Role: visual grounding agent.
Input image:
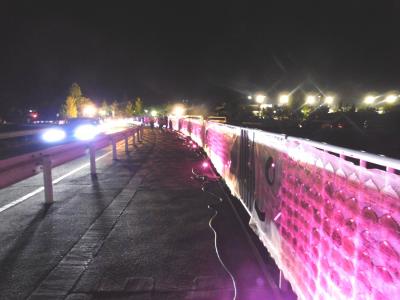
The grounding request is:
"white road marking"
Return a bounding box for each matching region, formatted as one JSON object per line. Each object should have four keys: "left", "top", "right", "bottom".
{"left": 0, "top": 150, "right": 112, "bottom": 213}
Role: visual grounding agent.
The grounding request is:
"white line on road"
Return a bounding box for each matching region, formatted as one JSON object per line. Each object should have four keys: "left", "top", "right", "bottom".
{"left": 0, "top": 150, "right": 112, "bottom": 214}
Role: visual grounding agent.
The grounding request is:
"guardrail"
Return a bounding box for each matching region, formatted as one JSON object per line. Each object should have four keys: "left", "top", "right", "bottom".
{"left": 0, "top": 129, "right": 45, "bottom": 140}
{"left": 0, "top": 126, "right": 144, "bottom": 204}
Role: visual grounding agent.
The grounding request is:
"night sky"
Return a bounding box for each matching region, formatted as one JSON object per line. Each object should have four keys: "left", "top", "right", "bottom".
{"left": 1, "top": 0, "right": 400, "bottom": 113}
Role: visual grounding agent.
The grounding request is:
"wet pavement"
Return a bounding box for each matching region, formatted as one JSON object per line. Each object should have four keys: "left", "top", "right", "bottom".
{"left": 0, "top": 129, "right": 293, "bottom": 300}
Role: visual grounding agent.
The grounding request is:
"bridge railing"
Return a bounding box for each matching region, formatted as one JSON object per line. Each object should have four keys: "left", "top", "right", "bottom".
{"left": 0, "top": 126, "right": 143, "bottom": 204}
{"left": 173, "top": 116, "right": 400, "bottom": 300}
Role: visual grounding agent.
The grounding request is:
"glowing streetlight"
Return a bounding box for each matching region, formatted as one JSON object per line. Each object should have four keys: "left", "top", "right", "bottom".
{"left": 172, "top": 104, "right": 186, "bottom": 117}
{"left": 324, "top": 96, "right": 335, "bottom": 106}
{"left": 82, "top": 104, "right": 97, "bottom": 117}
{"left": 385, "top": 94, "right": 398, "bottom": 104}
{"left": 255, "top": 94, "right": 266, "bottom": 104}
{"left": 279, "top": 94, "right": 290, "bottom": 106}
{"left": 305, "top": 95, "right": 317, "bottom": 105}
{"left": 364, "top": 95, "right": 376, "bottom": 105}
{"left": 247, "top": 95, "right": 253, "bottom": 100}
{"left": 98, "top": 109, "right": 107, "bottom": 117}
{"left": 150, "top": 110, "right": 158, "bottom": 117}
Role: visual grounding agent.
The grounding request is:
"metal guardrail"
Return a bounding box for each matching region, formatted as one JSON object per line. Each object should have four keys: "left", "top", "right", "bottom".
{"left": 0, "top": 129, "right": 46, "bottom": 140}
{"left": 0, "top": 126, "right": 144, "bottom": 204}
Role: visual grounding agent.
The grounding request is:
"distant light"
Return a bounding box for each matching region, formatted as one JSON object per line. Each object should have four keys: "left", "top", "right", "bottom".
{"left": 82, "top": 105, "right": 97, "bottom": 117}
{"left": 279, "top": 94, "right": 290, "bottom": 105}
{"left": 364, "top": 95, "right": 377, "bottom": 105}
{"left": 74, "top": 124, "right": 98, "bottom": 141}
{"left": 305, "top": 95, "right": 317, "bottom": 105}
{"left": 202, "top": 161, "right": 209, "bottom": 169}
{"left": 324, "top": 96, "right": 334, "bottom": 105}
{"left": 150, "top": 110, "right": 158, "bottom": 117}
{"left": 385, "top": 94, "right": 398, "bottom": 104}
{"left": 144, "top": 109, "right": 149, "bottom": 113}
{"left": 42, "top": 128, "right": 66, "bottom": 143}
{"left": 247, "top": 95, "right": 253, "bottom": 100}
{"left": 32, "top": 113, "right": 38, "bottom": 118}
{"left": 192, "top": 144, "right": 198, "bottom": 149}
{"left": 172, "top": 104, "right": 186, "bottom": 117}
{"left": 255, "top": 94, "right": 266, "bottom": 104}
{"left": 99, "top": 109, "right": 107, "bottom": 117}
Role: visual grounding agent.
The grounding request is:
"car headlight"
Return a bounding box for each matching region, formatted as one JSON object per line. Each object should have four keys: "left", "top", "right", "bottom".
{"left": 41, "top": 128, "right": 66, "bottom": 143}
{"left": 74, "top": 124, "right": 98, "bottom": 141}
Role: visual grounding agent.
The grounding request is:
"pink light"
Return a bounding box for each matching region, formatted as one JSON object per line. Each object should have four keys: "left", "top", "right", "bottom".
{"left": 192, "top": 144, "right": 198, "bottom": 149}
{"left": 202, "top": 161, "right": 209, "bottom": 168}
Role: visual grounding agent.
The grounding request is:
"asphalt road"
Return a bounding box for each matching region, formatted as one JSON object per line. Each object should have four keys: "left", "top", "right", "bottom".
{"left": 0, "top": 129, "right": 295, "bottom": 300}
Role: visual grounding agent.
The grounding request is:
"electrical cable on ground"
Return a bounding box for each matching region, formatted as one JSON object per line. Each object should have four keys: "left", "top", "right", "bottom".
{"left": 191, "top": 167, "right": 237, "bottom": 300}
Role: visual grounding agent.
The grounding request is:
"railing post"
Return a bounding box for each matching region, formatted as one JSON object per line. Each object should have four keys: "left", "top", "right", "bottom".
{"left": 124, "top": 134, "right": 129, "bottom": 154}
{"left": 132, "top": 130, "right": 136, "bottom": 147}
{"left": 112, "top": 138, "right": 117, "bottom": 160}
{"left": 89, "top": 143, "right": 96, "bottom": 175}
{"left": 42, "top": 156, "right": 53, "bottom": 204}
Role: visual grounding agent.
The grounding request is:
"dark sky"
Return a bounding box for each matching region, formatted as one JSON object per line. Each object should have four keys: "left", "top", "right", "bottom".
{"left": 1, "top": 0, "right": 400, "bottom": 112}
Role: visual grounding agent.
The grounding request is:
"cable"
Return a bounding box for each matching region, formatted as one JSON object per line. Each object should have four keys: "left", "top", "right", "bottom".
{"left": 208, "top": 206, "right": 238, "bottom": 300}
{"left": 191, "top": 167, "right": 237, "bottom": 300}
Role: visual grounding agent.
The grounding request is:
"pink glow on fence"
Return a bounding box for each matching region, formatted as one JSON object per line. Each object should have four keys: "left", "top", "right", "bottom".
{"left": 176, "top": 117, "right": 400, "bottom": 300}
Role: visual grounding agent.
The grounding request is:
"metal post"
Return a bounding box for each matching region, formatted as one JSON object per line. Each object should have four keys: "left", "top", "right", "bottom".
{"left": 138, "top": 128, "right": 142, "bottom": 142}
{"left": 124, "top": 134, "right": 129, "bottom": 154}
{"left": 132, "top": 130, "right": 136, "bottom": 147}
{"left": 42, "top": 156, "right": 53, "bottom": 204}
{"left": 279, "top": 270, "right": 289, "bottom": 291}
{"left": 112, "top": 138, "right": 117, "bottom": 160}
{"left": 89, "top": 143, "right": 96, "bottom": 175}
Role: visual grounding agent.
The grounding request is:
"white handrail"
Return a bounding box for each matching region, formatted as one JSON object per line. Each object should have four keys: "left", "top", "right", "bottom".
{"left": 287, "top": 136, "right": 400, "bottom": 171}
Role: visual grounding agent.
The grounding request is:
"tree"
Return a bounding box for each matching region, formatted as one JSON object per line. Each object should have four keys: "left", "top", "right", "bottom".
{"left": 125, "top": 100, "right": 135, "bottom": 116}
{"left": 134, "top": 97, "right": 143, "bottom": 115}
{"left": 99, "top": 100, "right": 110, "bottom": 117}
{"left": 111, "top": 101, "right": 119, "bottom": 117}
{"left": 64, "top": 96, "right": 78, "bottom": 118}
{"left": 69, "top": 83, "right": 82, "bottom": 99}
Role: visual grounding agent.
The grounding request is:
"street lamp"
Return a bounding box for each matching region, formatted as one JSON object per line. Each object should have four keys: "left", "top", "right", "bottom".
{"left": 324, "top": 96, "right": 335, "bottom": 106}
{"left": 255, "top": 94, "right": 266, "bottom": 104}
{"left": 247, "top": 95, "right": 253, "bottom": 100}
{"left": 278, "top": 94, "right": 290, "bottom": 106}
{"left": 82, "top": 104, "right": 97, "bottom": 118}
{"left": 151, "top": 110, "right": 158, "bottom": 117}
{"left": 385, "top": 94, "right": 398, "bottom": 104}
{"left": 172, "top": 104, "right": 186, "bottom": 117}
{"left": 364, "top": 95, "right": 376, "bottom": 105}
{"left": 305, "top": 95, "right": 317, "bottom": 105}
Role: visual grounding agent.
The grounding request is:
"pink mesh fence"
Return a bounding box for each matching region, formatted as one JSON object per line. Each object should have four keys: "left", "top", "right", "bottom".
{"left": 175, "top": 118, "right": 400, "bottom": 300}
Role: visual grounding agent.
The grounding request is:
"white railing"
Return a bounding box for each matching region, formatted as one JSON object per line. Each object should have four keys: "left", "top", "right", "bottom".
{"left": 287, "top": 136, "right": 400, "bottom": 173}
{"left": 0, "top": 126, "right": 144, "bottom": 204}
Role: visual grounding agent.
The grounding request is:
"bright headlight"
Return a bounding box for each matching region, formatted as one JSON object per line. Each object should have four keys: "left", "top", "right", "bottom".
{"left": 42, "top": 128, "right": 66, "bottom": 143}
{"left": 74, "top": 124, "right": 98, "bottom": 141}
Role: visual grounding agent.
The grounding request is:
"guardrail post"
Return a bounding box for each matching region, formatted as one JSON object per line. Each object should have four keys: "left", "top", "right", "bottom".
{"left": 132, "top": 130, "right": 136, "bottom": 147}
{"left": 89, "top": 143, "right": 96, "bottom": 175}
{"left": 138, "top": 128, "right": 142, "bottom": 142}
{"left": 112, "top": 138, "right": 117, "bottom": 160}
{"left": 42, "top": 156, "right": 53, "bottom": 204}
{"left": 124, "top": 134, "right": 129, "bottom": 154}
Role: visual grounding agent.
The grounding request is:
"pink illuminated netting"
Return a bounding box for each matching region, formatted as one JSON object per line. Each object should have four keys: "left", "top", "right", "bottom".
{"left": 175, "top": 117, "right": 400, "bottom": 300}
